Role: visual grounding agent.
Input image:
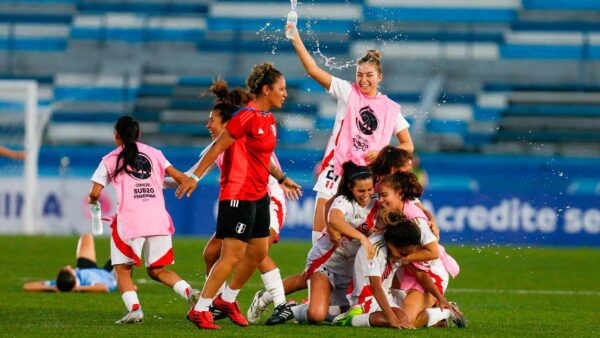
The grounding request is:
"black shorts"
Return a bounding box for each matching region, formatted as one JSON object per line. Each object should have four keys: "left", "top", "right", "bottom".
{"left": 216, "top": 194, "right": 271, "bottom": 242}
{"left": 76, "top": 258, "right": 112, "bottom": 272}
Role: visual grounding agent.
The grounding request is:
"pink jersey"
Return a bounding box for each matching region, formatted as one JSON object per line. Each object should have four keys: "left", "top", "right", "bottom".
{"left": 333, "top": 84, "right": 400, "bottom": 175}
{"left": 102, "top": 142, "right": 174, "bottom": 240}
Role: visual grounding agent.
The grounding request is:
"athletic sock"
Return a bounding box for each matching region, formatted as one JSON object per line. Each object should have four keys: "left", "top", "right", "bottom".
{"left": 194, "top": 296, "right": 213, "bottom": 312}
{"left": 425, "top": 308, "right": 452, "bottom": 327}
{"left": 291, "top": 303, "right": 308, "bottom": 323}
{"left": 216, "top": 281, "right": 226, "bottom": 296}
{"left": 173, "top": 280, "right": 192, "bottom": 299}
{"left": 122, "top": 291, "right": 140, "bottom": 311}
{"left": 325, "top": 305, "right": 342, "bottom": 321}
{"left": 351, "top": 314, "right": 371, "bottom": 327}
{"left": 261, "top": 268, "right": 286, "bottom": 307}
{"left": 221, "top": 285, "right": 240, "bottom": 303}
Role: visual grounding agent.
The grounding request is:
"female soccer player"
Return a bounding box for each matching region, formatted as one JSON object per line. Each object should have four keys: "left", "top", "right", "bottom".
{"left": 335, "top": 209, "right": 418, "bottom": 329}
{"left": 286, "top": 24, "right": 414, "bottom": 242}
{"left": 377, "top": 172, "right": 466, "bottom": 328}
{"left": 88, "top": 115, "right": 197, "bottom": 324}
{"left": 177, "top": 63, "right": 296, "bottom": 330}
{"left": 172, "top": 78, "right": 300, "bottom": 326}
{"left": 291, "top": 161, "right": 377, "bottom": 324}
{"left": 369, "top": 145, "right": 439, "bottom": 238}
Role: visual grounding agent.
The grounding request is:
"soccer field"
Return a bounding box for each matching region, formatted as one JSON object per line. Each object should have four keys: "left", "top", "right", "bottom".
{"left": 2, "top": 235, "right": 599, "bottom": 337}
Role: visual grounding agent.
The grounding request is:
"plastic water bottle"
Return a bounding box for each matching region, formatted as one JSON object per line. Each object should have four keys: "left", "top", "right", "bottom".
{"left": 91, "top": 202, "right": 103, "bottom": 235}
{"left": 285, "top": 9, "right": 298, "bottom": 39}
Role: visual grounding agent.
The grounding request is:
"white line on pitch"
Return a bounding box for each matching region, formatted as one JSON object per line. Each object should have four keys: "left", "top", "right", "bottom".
{"left": 447, "top": 288, "right": 600, "bottom": 296}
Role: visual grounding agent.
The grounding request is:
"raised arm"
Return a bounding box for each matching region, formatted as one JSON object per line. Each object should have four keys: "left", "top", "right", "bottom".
{"left": 396, "top": 129, "right": 414, "bottom": 156}
{"left": 287, "top": 24, "right": 332, "bottom": 90}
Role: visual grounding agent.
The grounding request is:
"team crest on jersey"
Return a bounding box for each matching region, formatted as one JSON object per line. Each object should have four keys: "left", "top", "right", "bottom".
{"left": 128, "top": 152, "right": 152, "bottom": 180}
{"left": 236, "top": 222, "right": 246, "bottom": 234}
{"left": 356, "top": 106, "right": 378, "bottom": 135}
{"left": 258, "top": 128, "right": 265, "bottom": 135}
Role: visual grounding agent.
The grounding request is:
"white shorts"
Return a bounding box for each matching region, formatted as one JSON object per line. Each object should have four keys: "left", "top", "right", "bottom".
{"left": 110, "top": 219, "right": 174, "bottom": 268}
{"left": 307, "top": 265, "right": 351, "bottom": 308}
{"left": 400, "top": 260, "right": 449, "bottom": 295}
{"left": 362, "top": 293, "right": 400, "bottom": 314}
{"left": 313, "top": 161, "right": 340, "bottom": 199}
{"left": 268, "top": 185, "right": 287, "bottom": 242}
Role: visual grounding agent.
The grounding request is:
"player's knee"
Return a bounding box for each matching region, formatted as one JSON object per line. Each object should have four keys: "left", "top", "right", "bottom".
{"left": 146, "top": 267, "right": 163, "bottom": 281}
{"left": 203, "top": 245, "right": 220, "bottom": 266}
{"left": 307, "top": 306, "right": 327, "bottom": 323}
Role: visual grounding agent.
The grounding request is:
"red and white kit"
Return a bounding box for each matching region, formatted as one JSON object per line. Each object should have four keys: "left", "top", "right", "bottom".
{"left": 349, "top": 233, "right": 402, "bottom": 314}
{"left": 92, "top": 142, "right": 176, "bottom": 267}
{"left": 304, "top": 195, "right": 379, "bottom": 306}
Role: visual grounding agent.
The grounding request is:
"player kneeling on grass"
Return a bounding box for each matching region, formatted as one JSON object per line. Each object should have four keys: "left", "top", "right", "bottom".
{"left": 290, "top": 161, "right": 378, "bottom": 324}
{"left": 23, "top": 233, "right": 116, "bottom": 293}
{"left": 88, "top": 115, "right": 199, "bottom": 324}
{"left": 334, "top": 209, "right": 465, "bottom": 328}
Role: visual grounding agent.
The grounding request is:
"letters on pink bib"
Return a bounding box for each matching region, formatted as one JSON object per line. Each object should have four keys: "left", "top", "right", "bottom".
{"left": 333, "top": 84, "right": 400, "bottom": 175}
{"left": 102, "top": 142, "right": 174, "bottom": 240}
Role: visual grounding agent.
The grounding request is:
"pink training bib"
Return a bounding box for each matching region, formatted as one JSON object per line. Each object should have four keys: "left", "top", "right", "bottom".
{"left": 102, "top": 142, "right": 174, "bottom": 240}
{"left": 333, "top": 84, "right": 400, "bottom": 175}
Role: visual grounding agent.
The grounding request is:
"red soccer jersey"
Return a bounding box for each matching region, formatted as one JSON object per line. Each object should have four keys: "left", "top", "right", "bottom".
{"left": 220, "top": 101, "right": 277, "bottom": 201}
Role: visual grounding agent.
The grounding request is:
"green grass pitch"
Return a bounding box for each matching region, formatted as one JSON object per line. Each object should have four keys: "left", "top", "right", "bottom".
{"left": 2, "top": 235, "right": 599, "bottom": 337}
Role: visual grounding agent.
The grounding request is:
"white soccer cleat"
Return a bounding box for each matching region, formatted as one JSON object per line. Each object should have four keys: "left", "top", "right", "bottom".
{"left": 115, "top": 308, "right": 144, "bottom": 324}
{"left": 247, "top": 290, "right": 269, "bottom": 324}
{"left": 187, "top": 288, "right": 201, "bottom": 307}
{"left": 448, "top": 302, "right": 468, "bottom": 328}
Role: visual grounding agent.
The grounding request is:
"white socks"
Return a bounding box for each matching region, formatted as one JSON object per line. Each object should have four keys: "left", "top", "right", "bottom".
{"left": 122, "top": 291, "right": 140, "bottom": 311}
{"left": 173, "top": 280, "right": 192, "bottom": 299}
{"left": 426, "top": 307, "right": 452, "bottom": 327}
{"left": 291, "top": 303, "right": 308, "bottom": 323}
{"left": 351, "top": 314, "right": 371, "bottom": 327}
{"left": 261, "top": 268, "right": 286, "bottom": 307}
{"left": 194, "top": 296, "right": 213, "bottom": 312}
{"left": 221, "top": 285, "right": 240, "bottom": 303}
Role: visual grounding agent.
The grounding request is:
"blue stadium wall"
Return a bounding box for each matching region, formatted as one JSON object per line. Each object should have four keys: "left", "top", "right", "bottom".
{"left": 1, "top": 146, "right": 599, "bottom": 247}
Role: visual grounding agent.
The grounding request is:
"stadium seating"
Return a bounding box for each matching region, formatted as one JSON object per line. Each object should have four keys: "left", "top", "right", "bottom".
{"left": 0, "top": 0, "right": 598, "bottom": 157}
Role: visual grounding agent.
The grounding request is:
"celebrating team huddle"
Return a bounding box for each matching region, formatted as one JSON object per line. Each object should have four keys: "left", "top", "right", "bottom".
{"left": 80, "top": 23, "right": 467, "bottom": 330}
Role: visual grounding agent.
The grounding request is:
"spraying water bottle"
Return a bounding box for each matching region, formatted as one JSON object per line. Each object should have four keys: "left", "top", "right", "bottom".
{"left": 285, "top": 0, "right": 298, "bottom": 39}
{"left": 285, "top": 10, "right": 298, "bottom": 39}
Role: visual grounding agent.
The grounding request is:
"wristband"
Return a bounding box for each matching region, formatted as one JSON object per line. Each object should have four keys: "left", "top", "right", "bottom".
{"left": 187, "top": 172, "right": 200, "bottom": 182}
{"left": 277, "top": 174, "right": 287, "bottom": 184}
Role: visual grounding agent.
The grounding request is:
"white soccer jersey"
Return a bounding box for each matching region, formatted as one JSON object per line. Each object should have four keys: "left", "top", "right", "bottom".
{"left": 305, "top": 196, "right": 379, "bottom": 277}
{"left": 349, "top": 234, "right": 400, "bottom": 312}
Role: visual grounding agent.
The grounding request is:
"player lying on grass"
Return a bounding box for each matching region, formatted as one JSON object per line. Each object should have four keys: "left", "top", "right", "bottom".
{"left": 23, "top": 233, "right": 117, "bottom": 293}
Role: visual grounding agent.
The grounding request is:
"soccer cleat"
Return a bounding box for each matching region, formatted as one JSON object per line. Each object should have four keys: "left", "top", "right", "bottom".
{"left": 115, "top": 308, "right": 144, "bottom": 324}
{"left": 265, "top": 302, "right": 294, "bottom": 326}
{"left": 332, "top": 305, "right": 363, "bottom": 327}
{"left": 448, "top": 302, "right": 468, "bottom": 328}
{"left": 187, "top": 288, "right": 201, "bottom": 307}
{"left": 208, "top": 303, "right": 227, "bottom": 320}
{"left": 247, "top": 290, "right": 269, "bottom": 324}
{"left": 212, "top": 295, "right": 249, "bottom": 327}
{"left": 187, "top": 308, "right": 221, "bottom": 330}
